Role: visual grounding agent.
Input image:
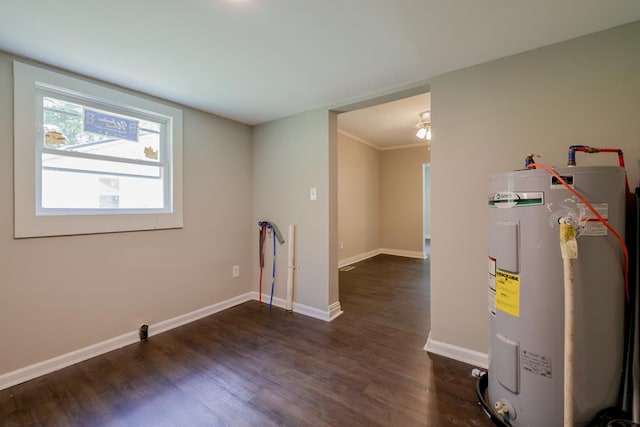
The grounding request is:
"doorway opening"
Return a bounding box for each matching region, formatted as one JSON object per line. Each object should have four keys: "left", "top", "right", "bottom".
{"left": 335, "top": 90, "right": 432, "bottom": 337}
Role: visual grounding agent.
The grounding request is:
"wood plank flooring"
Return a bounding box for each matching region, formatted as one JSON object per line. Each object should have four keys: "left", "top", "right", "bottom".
{"left": 0, "top": 254, "right": 492, "bottom": 426}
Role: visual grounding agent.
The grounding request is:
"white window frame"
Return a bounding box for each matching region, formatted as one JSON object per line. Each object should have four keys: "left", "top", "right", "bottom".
{"left": 14, "top": 61, "right": 183, "bottom": 238}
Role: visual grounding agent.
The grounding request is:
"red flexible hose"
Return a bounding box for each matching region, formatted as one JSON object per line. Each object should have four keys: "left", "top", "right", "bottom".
{"left": 527, "top": 163, "right": 630, "bottom": 303}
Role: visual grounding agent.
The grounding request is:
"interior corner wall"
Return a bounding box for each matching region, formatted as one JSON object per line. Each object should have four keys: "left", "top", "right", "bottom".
{"left": 337, "top": 132, "right": 381, "bottom": 260}
{"left": 379, "top": 146, "right": 430, "bottom": 253}
{"left": 252, "top": 109, "right": 336, "bottom": 312}
{"left": 429, "top": 21, "right": 640, "bottom": 354}
{"left": 0, "top": 51, "right": 254, "bottom": 377}
{"left": 328, "top": 112, "right": 339, "bottom": 305}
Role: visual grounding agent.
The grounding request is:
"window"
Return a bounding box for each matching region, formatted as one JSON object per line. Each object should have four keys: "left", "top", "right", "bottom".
{"left": 14, "top": 62, "right": 183, "bottom": 238}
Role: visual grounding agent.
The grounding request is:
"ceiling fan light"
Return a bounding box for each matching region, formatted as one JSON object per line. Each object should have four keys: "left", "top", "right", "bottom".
{"left": 416, "top": 127, "right": 427, "bottom": 139}
{"left": 426, "top": 127, "right": 432, "bottom": 141}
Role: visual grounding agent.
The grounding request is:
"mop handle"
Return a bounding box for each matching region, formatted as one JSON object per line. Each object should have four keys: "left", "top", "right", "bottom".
{"left": 270, "top": 229, "right": 276, "bottom": 309}
{"left": 258, "top": 224, "right": 267, "bottom": 303}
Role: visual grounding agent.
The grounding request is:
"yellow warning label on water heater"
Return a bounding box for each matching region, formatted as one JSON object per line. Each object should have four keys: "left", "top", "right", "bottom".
{"left": 496, "top": 270, "right": 520, "bottom": 317}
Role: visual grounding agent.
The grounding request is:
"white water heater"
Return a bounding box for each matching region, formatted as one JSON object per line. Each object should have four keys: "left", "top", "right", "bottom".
{"left": 487, "top": 166, "right": 625, "bottom": 426}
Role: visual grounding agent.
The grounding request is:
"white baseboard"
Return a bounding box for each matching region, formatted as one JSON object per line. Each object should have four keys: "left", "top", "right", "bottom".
{"left": 328, "top": 301, "right": 344, "bottom": 321}
{"left": 424, "top": 332, "right": 488, "bottom": 369}
{"left": 0, "top": 292, "right": 254, "bottom": 391}
{"left": 251, "top": 292, "right": 342, "bottom": 322}
{"left": 252, "top": 292, "right": 291, "bottom": 313}
{"left": 338, "top": 247, "right": 427, "bottom": 268}
{"left": 338, "top": 249, "right": 382, "bottom": 268}
{"left": 150, "top": 292, "right": 254, "bottom": 336}
{"left": 1, "top": 290, "right": 343, "bottom": 391}
{"left": 381, "top": 248, "right": 426, "bottom": 259}
{"left": 0, "top": 330, "right": 139, "bottom": 392}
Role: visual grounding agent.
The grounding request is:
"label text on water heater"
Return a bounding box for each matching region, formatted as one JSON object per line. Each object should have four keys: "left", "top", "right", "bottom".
{"left": 496, "top": 269, "right": 520, "bottom": 317}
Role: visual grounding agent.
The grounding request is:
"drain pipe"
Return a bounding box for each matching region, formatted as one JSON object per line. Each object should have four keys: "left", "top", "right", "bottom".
{"left": 560, "top": 216, "right": 578, "bottom": 427}
{"left": 286, "top": 224, "right": 296, "bottom": 312}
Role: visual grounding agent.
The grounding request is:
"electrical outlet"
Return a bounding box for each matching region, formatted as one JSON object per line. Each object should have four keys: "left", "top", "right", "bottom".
{"left": 232, "top": 265, "right": 240, "bottom": 278}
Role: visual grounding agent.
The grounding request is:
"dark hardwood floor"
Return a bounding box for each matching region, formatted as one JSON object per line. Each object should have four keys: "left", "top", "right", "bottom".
{"left": 0, "top": 254, "right": 492, "bottom": 426}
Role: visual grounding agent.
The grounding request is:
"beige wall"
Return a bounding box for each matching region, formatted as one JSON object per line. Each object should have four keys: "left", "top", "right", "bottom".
{"left": 337, "top": 132, "right": 380, "bottom": 259}
{"left": 0, "top": 52, "right": 254, "bottom": 376}
{"left": 429, "top": 21, "right": 640, "bottom": 353}
{"left": 252, "top": 109, "right": 339, "bottom": 311}
{"left": 379, "top": 145, "right": 430, "bottom": 253}
{"left": 337, "top": 133, "right": 430, "bottom": 261}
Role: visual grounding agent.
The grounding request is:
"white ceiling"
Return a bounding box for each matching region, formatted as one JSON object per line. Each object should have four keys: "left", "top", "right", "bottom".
{"left": 338, "top": 92, "right": 431, "bottom": 149}
{"left": 1, "top": 1, "right": 639, "bottom": 137}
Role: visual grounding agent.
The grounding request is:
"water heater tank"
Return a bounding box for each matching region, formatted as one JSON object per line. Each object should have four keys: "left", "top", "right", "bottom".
{"left": 487, "top": 166, "right": 625, "bottom": 426}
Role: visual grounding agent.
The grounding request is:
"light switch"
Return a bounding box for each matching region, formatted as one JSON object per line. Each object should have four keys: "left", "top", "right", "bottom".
{"left": 310, "top": 187, "right": 317, "bottom": 201}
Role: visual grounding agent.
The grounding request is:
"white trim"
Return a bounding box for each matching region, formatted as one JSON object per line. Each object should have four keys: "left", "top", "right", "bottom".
{"left": 380, "top": 141, "right": 429, "bottom": 151}
{"left": 0, "top": 330, "right": 138, "bottom": 392}
{"left": 337, "top": 129, "right": 380, "bottom": 150}
{"left": 149, "top": 292, "right": 253, "bottom": 336}
{"left": 338, "top": 249, "right": 382, "bottom": 268}
{"left": 253, "top": 292, "right": 288, "bottom": 312}
{"left": 251, "top": 292, "right": 341, "bottom": 322}
{"left": 380, "top": 248, "right": 426, "bottom": 259}
{"left": 293, "top": 302, "right": 334, "bottom": 322}
{"left": 337, "top": 130, "right": 429, "bottom": 152}
{"left": 339, "top": 248, "right": 427, "bottom": 267}
{"left": 328, "top": 301, "right": 344, "bottom": 321}
{"left": 424, "top": 332, "right": 488, "bottom": 369}
{"left": 0, "top": 292, "right": 254, "bottom": 391}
